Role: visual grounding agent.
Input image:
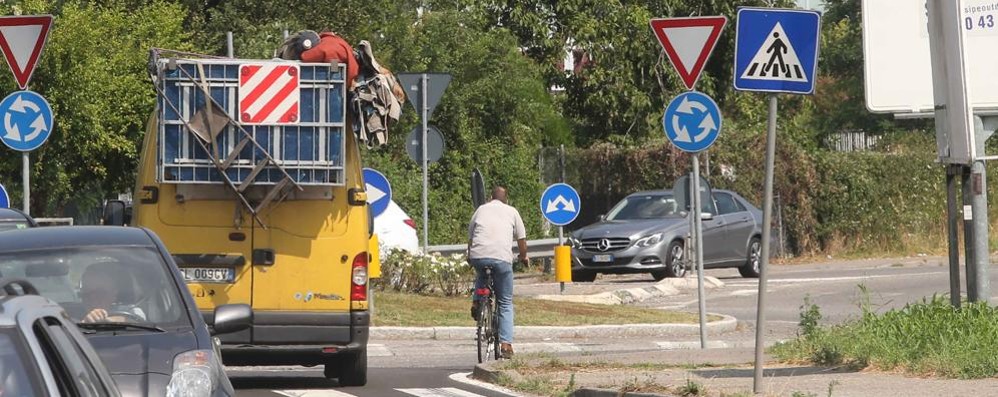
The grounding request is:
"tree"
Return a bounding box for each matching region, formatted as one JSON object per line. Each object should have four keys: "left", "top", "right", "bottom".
{"left": 0, "top": 0, "right": 192, "bottom": 215}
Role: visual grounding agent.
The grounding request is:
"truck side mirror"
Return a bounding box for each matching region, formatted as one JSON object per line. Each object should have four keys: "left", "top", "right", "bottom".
{"left": 102, "top": 200, "right": 127, "bottom": 226}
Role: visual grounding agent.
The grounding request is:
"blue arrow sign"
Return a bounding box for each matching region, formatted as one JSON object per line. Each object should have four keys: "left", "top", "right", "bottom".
{"left": 663, "top": 91, "right": 722, "bottom": 153}
{"left": 0, "top": 90, "right": 53, "bottom": 152}
{"left": 362, "top": 168, "right": 392, "bottom": 218}
{"left": 0, "top": 183, "right": 8, "bottom": 209}
{"left": 540, "top": 183, "right": 581, "bottom": 226}
{"left": 734, "top": 8, "right": 821, "bottom": 94}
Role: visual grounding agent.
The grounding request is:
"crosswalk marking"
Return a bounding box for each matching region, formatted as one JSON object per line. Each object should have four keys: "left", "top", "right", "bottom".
{"left": 396, "top": 388, "right": 485, "bottom": 397}
{"left": 515, "top": 342, "right": 581, "bottom": 353}
{"left": 369, "top": 343, "right": 393, "bottom": 357}
{"left": 274, "top": 390, "right": 359, "bottom": 397}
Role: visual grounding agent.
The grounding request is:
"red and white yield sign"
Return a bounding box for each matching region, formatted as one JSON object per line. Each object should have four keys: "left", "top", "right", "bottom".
{"left": 650, "top": 16, "right": 727, "bottom": 91}
{"left": 238, "top": 63, "right": 300, "bottom": 125}
{"left": 0, "top": 15, "right": 54, "bottom": 90}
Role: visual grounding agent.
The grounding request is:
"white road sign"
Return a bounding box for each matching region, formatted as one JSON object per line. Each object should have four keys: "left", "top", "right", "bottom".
{"left": 863, "top": 0, "right": 998, "bottom": 113}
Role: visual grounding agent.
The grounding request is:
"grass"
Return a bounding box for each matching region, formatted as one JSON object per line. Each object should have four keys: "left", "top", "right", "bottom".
{"left": 372, "top": 291, "right": 710, "bottom": 327}
{"left": 771, "top": 294, "right": 998, "bottom": 379}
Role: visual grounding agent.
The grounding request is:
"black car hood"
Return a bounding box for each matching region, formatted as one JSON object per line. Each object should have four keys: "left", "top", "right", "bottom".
{"left": 86, "top": 329, "right": 197, "bottom": 396}
{"left": 574, "top": 217, "right": 687, "bottom": 239}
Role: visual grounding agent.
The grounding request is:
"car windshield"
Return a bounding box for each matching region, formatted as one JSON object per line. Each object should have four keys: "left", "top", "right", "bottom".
{"left": 606, "top": 194, "right": 681, "bottom": 220}
{"left": 0, "top": 247, "right": 188, "bottom": 327}
{"left": 0, "top": 328, "right": 43, "bottom": 396}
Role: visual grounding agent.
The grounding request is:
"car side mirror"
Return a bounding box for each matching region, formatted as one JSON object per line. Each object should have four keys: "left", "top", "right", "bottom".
{"left": 211, "top": 304, "right": 252, "bottom": 336}
{"left": 598, "top": 214, "right": 606, "bottom": 221}
{"left": 102, "top": 200, "right": 127, "bottom": 226}
{"left": 701, "top": 212, "right": 714, "bottom": 221}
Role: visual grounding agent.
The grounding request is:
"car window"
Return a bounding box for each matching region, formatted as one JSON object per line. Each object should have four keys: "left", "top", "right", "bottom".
{"left": 606, "top": 195, "right": 681, "bottom": 220}
{"left": 713, "top": 193, "right": 745, "bottom": 215}
{"left": 0, "top": 247, "right": 188, "bottom": 327}
{"left": 0, "top": 327, "right": 44, "bottom": 397}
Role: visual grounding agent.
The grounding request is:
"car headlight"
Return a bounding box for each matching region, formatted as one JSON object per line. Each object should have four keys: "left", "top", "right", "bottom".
{"left": 566, "top": 237, "right": 581, "bottom": 249}
{"left": 635, "top": 233, "right": 664, "bottom": 248}
{"left": 166, "top": 350, "right": 218, "bottom": 397}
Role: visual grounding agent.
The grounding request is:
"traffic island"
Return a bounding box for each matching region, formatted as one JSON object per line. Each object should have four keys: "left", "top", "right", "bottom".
{"left": 370, "top": 291, "right": 736, "bottom": 340}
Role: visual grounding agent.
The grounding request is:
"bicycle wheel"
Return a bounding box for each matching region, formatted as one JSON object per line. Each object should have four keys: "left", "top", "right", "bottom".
{"left": 490, "top": 300, "right": 501, "bottom": 360}
{"left": 476, "top": 293, "right": 497, "bottom": 363}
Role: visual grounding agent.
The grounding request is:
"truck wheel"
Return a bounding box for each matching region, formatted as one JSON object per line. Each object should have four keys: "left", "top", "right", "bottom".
{"left": 324, "top": 350, "right": 368, "bottom": 386}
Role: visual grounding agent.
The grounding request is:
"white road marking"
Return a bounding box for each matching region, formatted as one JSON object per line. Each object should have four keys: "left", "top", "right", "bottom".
{"left": 369, "top": 343, "right": 393, "bottom": 357}
{"left": 515, "top": 342, "right": 581, "bottom": 353}
{"left": 725, "top": 272, "right": 941, "bottom": 287}
{"left": 396, "top": 388, "right": 485, "bottom": 397}
{"left": 656, "top": 341, "right": 731, "bottom": 349}
{"left": 274, "top": 390, "right": 358, "bottom": 397}
{"left": 728, "top": 289, "right": 758, "bottom": 296}
{"left": 448, "top": 372, "right": 523, "bottom": 397}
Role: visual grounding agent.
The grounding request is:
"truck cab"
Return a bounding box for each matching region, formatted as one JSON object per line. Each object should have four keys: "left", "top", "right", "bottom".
{"left": 129, "top": 53, "right": 371, "bottom": 385}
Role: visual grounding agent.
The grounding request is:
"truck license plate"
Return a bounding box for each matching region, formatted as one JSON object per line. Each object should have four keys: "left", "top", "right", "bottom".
{"left": 181, "top": 268, "right": 234, "bottom": 283}
{"left": 592, "top": 254, "right": 614, "bottom": 263}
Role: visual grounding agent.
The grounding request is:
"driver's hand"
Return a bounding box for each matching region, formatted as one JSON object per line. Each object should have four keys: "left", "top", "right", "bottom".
{"left": 83, "top": 309, "right": 108, "bottom": 323}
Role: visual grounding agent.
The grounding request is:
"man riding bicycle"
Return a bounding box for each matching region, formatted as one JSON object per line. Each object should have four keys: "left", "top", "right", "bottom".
{"left": 468, "top": 186, "right": 528, "bottom": 359}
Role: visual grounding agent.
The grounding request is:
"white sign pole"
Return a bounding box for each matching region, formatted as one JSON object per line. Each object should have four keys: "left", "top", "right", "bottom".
{"left": 692, "top": 154, "right": 707, "bottom": 349}
{"left": 421, "top": 73, "right": 429, "bottom": 252}
{"left": 22, "top": 152, "right": 28, "bottom": 215}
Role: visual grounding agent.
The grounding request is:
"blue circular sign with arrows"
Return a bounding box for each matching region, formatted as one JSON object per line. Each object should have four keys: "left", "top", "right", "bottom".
{"left": 662, "top": 91, "right": 722, "bottom": 153}
{"left": 362, "top": 168, "right": 392, "bottom": 218}
{"left": 540, "top": 183, "right": 581, "bottom": 226}
{"left": 0, "top": 90, "right": 53, "bottom": 152}
{"left": 0, "top": 183, "right": 8, "bottom": 209}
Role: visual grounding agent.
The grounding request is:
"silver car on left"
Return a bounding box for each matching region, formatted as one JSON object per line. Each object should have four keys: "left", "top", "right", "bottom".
{"left": 568, "top": 189, "right": 763, "bottom": 281}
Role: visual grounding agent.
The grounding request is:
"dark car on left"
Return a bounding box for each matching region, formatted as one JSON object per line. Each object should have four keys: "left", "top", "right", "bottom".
{"left": 0, "top": 226, "right": 252, "bottom": 397}
{"left": 0, "top": 207, "right": 37, "bottom": 232}
{"left": 0, "top": 278, "right": 121, "bottom": 396}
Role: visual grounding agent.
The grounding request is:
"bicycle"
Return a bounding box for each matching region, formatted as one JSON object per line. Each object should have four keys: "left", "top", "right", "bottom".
{"left": 474, "top": 266, "right": 500, "bottom": 363}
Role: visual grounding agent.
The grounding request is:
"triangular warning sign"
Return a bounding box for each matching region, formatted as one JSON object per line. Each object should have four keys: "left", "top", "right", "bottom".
{"left": 0, "top": 15, "right": 53, "bottom": 90}
{"left": 739, "top": 22, "right": 807, "bottom": 83}
{"left": 650, "top": 16, "right": 727, "bottom": 91}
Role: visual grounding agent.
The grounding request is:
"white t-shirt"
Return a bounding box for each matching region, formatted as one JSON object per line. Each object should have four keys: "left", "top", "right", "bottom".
{"left": 468, "top": 200, "right": 527, "bottom": 263}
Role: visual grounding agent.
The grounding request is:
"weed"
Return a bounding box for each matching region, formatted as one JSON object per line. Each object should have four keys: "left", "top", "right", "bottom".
{"left": 676, "top": 378, "right": 707, "bottom": 396}
{"left": 773, "top": 293, "right": 998, "bottom": 379}
{"left": 791, "top": 392, "right": 817, "bottom": 397}
{"left": 827, "top": 380, "right": 840, "bottom": 397}
{"left": 798, "top": 294, "right": 822, "bottom": 338}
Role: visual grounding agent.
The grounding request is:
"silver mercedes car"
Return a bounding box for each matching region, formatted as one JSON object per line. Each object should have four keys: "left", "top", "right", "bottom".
{"left": 568, "top": 189, "right": 763, "bottom": 281}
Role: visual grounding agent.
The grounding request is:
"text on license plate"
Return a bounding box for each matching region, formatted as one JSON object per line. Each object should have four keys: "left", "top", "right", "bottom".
{"left": 592, "top": 254, "right": 614, "bottom": 263}
{"left": 181, "top": 268, "right": 234, "bottom": 283}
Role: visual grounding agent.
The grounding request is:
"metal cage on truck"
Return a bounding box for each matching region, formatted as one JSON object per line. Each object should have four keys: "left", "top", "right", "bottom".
{"left": 150, "top": 55, "right": 348, "bottom": 227}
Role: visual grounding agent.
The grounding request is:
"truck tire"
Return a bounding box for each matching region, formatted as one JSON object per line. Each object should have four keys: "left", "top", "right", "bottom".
{"left": 325, "top": 349, "right": 368, "bottom": 386}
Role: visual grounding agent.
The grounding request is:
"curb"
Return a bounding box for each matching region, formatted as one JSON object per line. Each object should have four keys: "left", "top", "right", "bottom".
{"left": 371, "top": 313, "right": 737, "bottom": 340}
{"left": 570, "top": 388, "right": 667, "bottom": 397}
{"left": 531, "top": 276, "right": 725, "bottom": 306}
{"left": 473, "top": 365, "right": 667, "bottom": 397}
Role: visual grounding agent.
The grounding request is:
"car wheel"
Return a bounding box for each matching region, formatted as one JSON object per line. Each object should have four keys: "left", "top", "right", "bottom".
{"left": 572, "top": 269, "right": 597, "bottom": 282}
{"left": 739, "top": 237, "right": 762, "bottom": 278}
{"left": 661, "top": 240, "right": 687, "bottom": 279}
{"left": 325, "top": 349, "right": 368, "bottom": 386}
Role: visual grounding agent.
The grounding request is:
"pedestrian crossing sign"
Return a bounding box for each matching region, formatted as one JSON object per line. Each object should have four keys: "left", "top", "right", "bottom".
{"left": 734, "top": 8, "right": 821, "bottom": 94}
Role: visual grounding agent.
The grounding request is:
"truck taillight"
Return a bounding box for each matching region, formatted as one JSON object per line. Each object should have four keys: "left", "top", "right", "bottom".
{"left": 351, "top": 252, "right": 368, "bottom": 301}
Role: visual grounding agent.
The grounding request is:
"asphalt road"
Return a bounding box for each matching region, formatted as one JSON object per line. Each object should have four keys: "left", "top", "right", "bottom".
{"left": 228, "top": 257, "right": 997, "bottom": 396}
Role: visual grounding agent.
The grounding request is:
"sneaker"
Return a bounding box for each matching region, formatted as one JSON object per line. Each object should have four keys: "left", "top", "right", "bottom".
{"left": 500, "top": 343, "right": 514, "bottom": 359}
{"left": 471, "top": 300, "right": 480, "bottom": 321}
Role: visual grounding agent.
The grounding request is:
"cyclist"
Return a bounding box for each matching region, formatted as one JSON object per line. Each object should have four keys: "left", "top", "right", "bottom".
{"left": 467, "top": 186, "right": 528, "bottom": 359}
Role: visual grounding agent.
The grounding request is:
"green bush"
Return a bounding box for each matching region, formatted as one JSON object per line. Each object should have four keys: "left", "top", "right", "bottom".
{"left": 772, "top": 296, "right": 998, "bottom": 379}
{"left": 373, "top": 249, "right": 474, "bottom": 296}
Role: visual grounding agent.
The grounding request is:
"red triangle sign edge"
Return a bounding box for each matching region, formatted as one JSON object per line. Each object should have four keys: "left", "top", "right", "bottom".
{"left": 0, "top": 15, "right": 54, "bottom": 90}
{"left": 650, "top": 16, "right": 727, "bottom": 91}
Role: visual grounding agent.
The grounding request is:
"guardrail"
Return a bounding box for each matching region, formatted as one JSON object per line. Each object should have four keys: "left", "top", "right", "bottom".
{"left": 427, "top": 238, "right": 562, "bottom": 258}
{"left": 33, "top": 217, "right": 75, "bottom": 226}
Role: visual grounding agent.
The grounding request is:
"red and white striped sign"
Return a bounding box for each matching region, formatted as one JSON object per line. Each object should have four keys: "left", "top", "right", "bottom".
{"left": 238, "top": 63, "right": 300, "bottom": 125}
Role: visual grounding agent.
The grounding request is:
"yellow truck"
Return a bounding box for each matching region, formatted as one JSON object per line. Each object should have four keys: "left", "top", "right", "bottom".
{"left": 122, "top": 53, "right": 371, "bottom": 385}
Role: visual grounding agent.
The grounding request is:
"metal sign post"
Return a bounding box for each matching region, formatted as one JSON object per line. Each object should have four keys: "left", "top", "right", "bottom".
{"left": 732, "top": 8, "right": 821, "bottom": 394}
{"left": 22, "top": 153, "right": 28, "bottom": 215}
{"left": 397, "top": 72, "right": 452, "bottom": 252}
{"left": 691, "top": 154, "right": 707, "bottom": 348}
{"left": 652, "top": 15, "right": 728, "bottom": 352}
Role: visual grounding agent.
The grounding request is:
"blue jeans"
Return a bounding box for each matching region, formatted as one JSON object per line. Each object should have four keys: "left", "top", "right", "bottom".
{"left": 470, "top": 258, "right": 514, "bottom": 344}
